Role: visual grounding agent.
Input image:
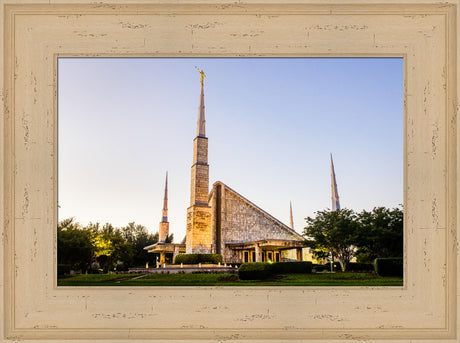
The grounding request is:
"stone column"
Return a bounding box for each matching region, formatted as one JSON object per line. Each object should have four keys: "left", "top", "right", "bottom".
{"left": 255, "top": 245, "right": 262, "bottom": 262}
{"left": 296, "top": 248, "right": 303, "bottom": 261}
{"left": 160, "top": 251, "right": 166, "bottom": 264}
{"left": 173, "top": 245, "right": 181, "bottom": 263}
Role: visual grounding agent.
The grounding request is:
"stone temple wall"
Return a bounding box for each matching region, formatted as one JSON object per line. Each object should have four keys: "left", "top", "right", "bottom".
{"left": 186, "top": 205, "right": 212, "bottom": 254}
{"left": 210, "top": 182, "right": 304, "bottom": 262}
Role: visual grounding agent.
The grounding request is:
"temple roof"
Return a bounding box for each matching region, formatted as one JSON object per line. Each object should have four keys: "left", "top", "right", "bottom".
{"left": 210, "top": 181, "right": 304, "bottom": 241}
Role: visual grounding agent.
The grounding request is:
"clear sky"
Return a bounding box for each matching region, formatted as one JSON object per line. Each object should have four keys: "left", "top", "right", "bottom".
{"left": 58, "top": 57, "right": 403, "bottom": 240}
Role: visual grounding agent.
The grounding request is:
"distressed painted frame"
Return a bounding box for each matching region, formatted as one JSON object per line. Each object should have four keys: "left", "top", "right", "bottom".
{"left": 1, "top": 1, "right": 458, "bottom": 342}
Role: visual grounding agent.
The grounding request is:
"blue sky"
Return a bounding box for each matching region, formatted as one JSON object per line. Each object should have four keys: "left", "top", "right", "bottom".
{"left": 58, "top": 57, "right": 403, "bottom": 240}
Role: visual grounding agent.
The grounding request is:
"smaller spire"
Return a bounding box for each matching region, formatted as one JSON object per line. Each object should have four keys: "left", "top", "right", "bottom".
{"left": 161, "top": 171, "right": 168, "bottom": 222}
{"left": 158, "top": 171, "right": 170, "bottom": 243}
{"left": 330, "top": 154, "right": 341, "bottom": 211}
{"left": 289, "top": 201, "right": 294, "bottom": 229}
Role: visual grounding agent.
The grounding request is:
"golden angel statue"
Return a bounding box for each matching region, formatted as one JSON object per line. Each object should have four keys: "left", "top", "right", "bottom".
{"left": 195, "top": 66, "right": 206, "bottom": 85}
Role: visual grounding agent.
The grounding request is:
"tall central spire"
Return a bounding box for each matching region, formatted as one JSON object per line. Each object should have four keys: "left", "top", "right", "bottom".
{"left": 196, "top": 66, "right": 206, "bottom": 137}
{"left": 330, "top": 153, "right": 341, "bottom": 211}
{"left": 289, "top": 201, "right": 294, "bottom": 229}
{"left": 189, "top": 67, "right": 210, "bottom": 206}
{"left": 186, "top": 67, "right": 212, "bottom": 254}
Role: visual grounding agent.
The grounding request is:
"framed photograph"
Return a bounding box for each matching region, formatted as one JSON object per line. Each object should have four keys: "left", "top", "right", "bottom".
{"left": 1, "top": 1, "right": 458, "bottom": 342}
{"left": 56, "top": 56, "right": 404, "bottom": 277}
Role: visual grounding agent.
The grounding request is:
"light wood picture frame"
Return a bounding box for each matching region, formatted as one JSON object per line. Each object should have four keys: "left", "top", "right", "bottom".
{"left": 1, "top": 1, "right": 458, "bottom": 342}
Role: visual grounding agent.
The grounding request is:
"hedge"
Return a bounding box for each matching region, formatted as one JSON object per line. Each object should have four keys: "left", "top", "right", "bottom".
{"left": 312, "top": 262, "right": 341, "bottom": 272}
{"left": 238, "top": 261, "right": 313, "bottom": 280}
{"left": 174, "top": 253, "right": 223, "bottom": 265}
{"left": 238, "top": 262, "right": 273, "bottom": 280}
{"left": 312, "top": 264, "right": 328, "bottom": 272}
{"left": 346, "top": 262, "right": 375, "bottom": 272}
{"left": 374, "top": 258, "right": 403, "bottom": 277}
{"left": 270, "top": 261, "right": 312, "bottom": 274}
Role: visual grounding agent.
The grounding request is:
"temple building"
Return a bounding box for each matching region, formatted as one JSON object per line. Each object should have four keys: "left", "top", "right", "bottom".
{"left": 145, "top": 68, "right": 308, "bottom": 264}
{"left": 208, "top": 182, "right": 306, "bottom": 263}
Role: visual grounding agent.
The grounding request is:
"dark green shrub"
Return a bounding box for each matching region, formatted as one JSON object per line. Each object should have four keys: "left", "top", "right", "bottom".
{"left": 312, "top": 264, "right": 328, "bottom": 272}
{"left": 313, "top": 262, "right": 340, "bottom": 272}
{"left": 88, "top": 268, "right": 102, "bottom": 274}
{"left": 270, "top": 261, "right": 312, "bottom": 274}
{"left": 58, "top": 264, "right": 71, "bottom": 276}
{"left": 174, "top": 253, "right": 223, "bottom": 265}
{"left": 238, "top": 262, "right": 273, "bottom": 280}
{"left": 332, "top": 262, "right": 341, "bottom": 271}
{"left": 115, "top": 263, "right": 129, "bottom": 272}
{"left": 238, "top": 262, "right": 312, "bottom": 280}
{"left": 374, "top": 258, "right": 403, "bottom": 277}
{"left": 346, "top": 262, "right": 375, "bottom": 272}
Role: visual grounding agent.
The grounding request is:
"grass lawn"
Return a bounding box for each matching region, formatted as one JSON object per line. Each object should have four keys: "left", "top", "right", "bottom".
{"left": 58, "top": 272, "right": 403, "bottom": 287}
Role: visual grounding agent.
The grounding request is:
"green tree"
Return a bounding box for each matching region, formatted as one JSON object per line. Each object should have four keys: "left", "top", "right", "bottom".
{"left": 58, "top": 218, "right": 160, "bottom": 273}
{"left": 107, "top": 235, "right": 134, "bottom": 271}
{"left": 354, "top": 206, "right": 403, "bottom": 262}
{"left": 101, "top": 222, "right": 120, "bottom": 236}
{"left": 303, "top": 209, "right": 358, "bottom": 271}
{"left": 165, "top": 233, "right": 174, "bottom": 243}
{"left": 57, "top": 218, "right": 94, "bottom": 272}
{"left": 88, "top": 222, "right": 134, "bottom": 272}
{"left": 121, "top": 222, "right": 158, "bottom": 267}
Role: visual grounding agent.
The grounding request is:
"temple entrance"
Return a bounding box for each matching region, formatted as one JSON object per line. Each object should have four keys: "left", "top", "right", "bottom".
{"left": 244, "top": 251, "right": 249, "bottom": 263}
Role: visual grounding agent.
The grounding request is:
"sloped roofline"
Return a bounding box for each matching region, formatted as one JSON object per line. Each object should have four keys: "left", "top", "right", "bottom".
{"left": 210, "top": 181, "right": 304, "bottom": 241}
